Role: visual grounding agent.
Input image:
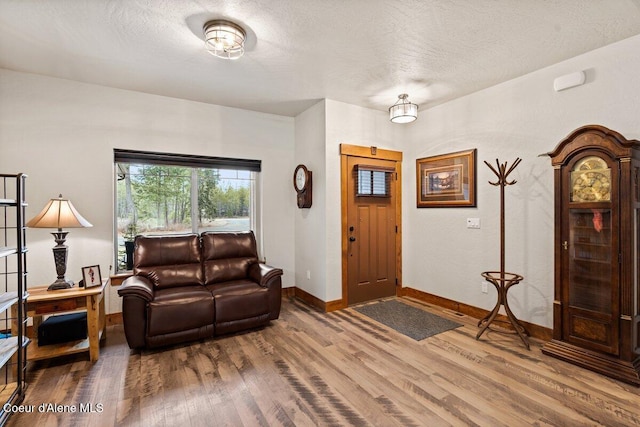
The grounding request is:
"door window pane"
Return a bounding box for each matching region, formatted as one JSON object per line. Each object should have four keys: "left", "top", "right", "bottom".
{"left": 355, "top": 166, "right": 392, "bottom": 197}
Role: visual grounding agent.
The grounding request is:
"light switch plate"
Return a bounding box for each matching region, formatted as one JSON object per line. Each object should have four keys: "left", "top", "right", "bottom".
{"left": 466, "top": 218, "right": 481, "bottom": 229}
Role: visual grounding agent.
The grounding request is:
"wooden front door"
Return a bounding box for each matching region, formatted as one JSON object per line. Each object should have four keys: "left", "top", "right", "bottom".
{"left": 346, "top": 155, "right": 398, "bottom": 305}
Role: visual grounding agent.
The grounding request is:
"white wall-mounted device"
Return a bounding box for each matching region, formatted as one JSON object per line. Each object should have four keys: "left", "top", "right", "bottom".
{"left": 553, "top": 71, "right": 586, "bottom": 92}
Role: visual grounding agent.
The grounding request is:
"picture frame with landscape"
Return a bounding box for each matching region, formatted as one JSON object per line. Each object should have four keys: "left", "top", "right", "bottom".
{"left": 416, "top": 149, "right": 476, "bottom": 208}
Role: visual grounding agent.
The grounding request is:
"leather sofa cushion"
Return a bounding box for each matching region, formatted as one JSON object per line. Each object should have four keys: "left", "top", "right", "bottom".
{"left": 141, "top": 264, "right": 204, "bottom": 290}
{"left": 134, "top": 234, "right": 204, "bottom": 288}
{"left": 147, "top": 286, "right": 214, "bottom": 336}
{"left": 209, "top": 281, "right": 269, "bottom": 323}
{"left": 204, "top": 258, "right": 255, "bottom": 285}
{"left": 202, "top": 232, "right": 258, "bottom": 285}
{"left": 207, "top": 279, "right": 262, "bottom": 295}
{"left": 202, "top": 231, "right": 258, "bottom": 259}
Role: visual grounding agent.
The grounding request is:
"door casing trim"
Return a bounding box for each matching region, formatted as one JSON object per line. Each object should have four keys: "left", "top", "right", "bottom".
{"left": 340, "top": 144, "right": 403, "bottom": 308}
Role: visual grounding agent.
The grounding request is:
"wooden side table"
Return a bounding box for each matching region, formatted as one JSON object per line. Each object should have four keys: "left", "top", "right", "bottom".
{"left": 12, "top": 279, "right": 107, "bottom": 362}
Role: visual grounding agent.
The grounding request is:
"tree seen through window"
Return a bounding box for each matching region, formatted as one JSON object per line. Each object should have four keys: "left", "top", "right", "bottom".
{"left": 116, "top": 163, "right": 253, "bottom": 271}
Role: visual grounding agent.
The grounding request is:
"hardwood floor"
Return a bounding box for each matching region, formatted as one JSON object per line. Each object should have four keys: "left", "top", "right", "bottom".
{"left": 7, "top": 296, "right": 640, "bottom": 426}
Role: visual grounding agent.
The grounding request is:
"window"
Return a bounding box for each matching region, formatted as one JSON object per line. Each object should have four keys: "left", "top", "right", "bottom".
{"left": 114, "top": 149, "right": 261, "bottom": 271}
{"left": 355, "top": 165, "right": 393, "bottom": 197}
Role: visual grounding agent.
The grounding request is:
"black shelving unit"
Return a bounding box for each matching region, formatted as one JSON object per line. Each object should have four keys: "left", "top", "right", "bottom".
{"left": 0, "top": 174, "right": 28, "bottom": 426}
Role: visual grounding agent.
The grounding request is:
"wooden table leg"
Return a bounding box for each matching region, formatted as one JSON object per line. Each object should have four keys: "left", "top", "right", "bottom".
{"left": 87, "top": 294, "right": 100, "bottom": 362}
{"left": 99, "top": 290, "right": 106, "bottom": 340}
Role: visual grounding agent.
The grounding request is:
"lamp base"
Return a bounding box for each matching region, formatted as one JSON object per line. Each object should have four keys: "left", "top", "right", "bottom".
{"left": 48, "top": 279, "right": 75, "bottom": 291}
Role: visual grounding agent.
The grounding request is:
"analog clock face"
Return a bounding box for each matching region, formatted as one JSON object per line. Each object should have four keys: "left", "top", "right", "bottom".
{"left": 571, "top": 156, "right": 611, "bottom": 203}
{"left": 295, "top": 167, "right": 307, "bottom": 191}
{"left": 293, "top": 164, "right": 312, "bottom": 208}
{"left": 572, "top": 171, "right": 611, "bottom": 202}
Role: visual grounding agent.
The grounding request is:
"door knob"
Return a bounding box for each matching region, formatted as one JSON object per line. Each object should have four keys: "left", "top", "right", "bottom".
{"left": 563, "top": 241, "right": 568, "bottom": 250}
{"left": 349, "top": 236, "right": 356, "bottom": 242}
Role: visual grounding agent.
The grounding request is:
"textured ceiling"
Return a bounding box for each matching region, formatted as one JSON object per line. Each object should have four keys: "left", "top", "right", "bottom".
{"left": 1, "top": 0, "right": 640, "bottom": 117}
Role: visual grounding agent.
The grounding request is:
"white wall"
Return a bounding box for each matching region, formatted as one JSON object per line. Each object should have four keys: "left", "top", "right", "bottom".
{"left": 294, "top": 100, "right": 327, "bottom": 299}
{"left": 324, "top": 99, "right": 402, "bottom": 302}
{"left": 403, "top": 34, "right": 640, "bottom": 328}
{"left": 293, "top": 99, "right": 401, "bottom": 302}
{"left": 0, "top": 69, "right": 296, "bottom": 315}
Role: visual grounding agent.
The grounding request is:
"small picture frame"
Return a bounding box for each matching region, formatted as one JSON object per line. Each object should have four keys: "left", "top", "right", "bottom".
{"left": 81, "top": 265, "right": 102, "bottom": 288}
{"left": 416, "top": 148, "right": 477, "bottom": 208}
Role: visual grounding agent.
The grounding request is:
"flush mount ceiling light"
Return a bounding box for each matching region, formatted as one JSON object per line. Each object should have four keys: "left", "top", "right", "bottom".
{"left": 203, "top": 19, "right": 246, "bottom": 60}
{"left": 389, "top": 93, "right": 418, "bottom": 123}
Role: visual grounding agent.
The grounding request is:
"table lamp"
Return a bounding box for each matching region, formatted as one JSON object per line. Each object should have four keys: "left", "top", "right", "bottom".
{"left": 27, "top": 194, "right": 93, "bottom": 290}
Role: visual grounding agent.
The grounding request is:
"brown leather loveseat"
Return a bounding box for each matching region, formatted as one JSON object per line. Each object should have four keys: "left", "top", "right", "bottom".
{"left": 117, "top": 231, "right": 282, "bottom": 349}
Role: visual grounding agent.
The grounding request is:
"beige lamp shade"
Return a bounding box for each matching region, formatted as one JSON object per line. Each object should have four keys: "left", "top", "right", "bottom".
{"left": 27, "top": 195, "right": 92, "bottom": 290}
{"left": 27, "top": 194, "right": 92, "bottom": 229}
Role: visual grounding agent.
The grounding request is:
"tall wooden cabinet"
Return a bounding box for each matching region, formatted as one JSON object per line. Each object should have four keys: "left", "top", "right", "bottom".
{"left": 542, "top": 125, "right": 640, "bottom": 385}
{"left": 0, "top": 174, "right": 28, "bottom": 425}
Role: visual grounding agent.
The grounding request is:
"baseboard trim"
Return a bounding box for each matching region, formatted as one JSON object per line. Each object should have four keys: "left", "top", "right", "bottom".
{"left": 292, "top": 287, "right": 345, "bottom": 312}
{"left": 325, "top": 299, "right": 347, "bottom": 312}
{"left": 400, "top": 286, "right": 552, "bottom": 342}
{"left": 107, "top": 312, "right": 123, "bottom": 326}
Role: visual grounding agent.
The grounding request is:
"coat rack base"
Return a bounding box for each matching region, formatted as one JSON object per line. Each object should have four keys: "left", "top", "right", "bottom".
{"left": 477, "top": 271, "right": 530, "bottom": 350}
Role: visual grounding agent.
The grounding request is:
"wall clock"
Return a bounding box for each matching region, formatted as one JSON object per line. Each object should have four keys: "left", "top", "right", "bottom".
{"left": 293, "top": 164, "right": 312, "bottom": 208}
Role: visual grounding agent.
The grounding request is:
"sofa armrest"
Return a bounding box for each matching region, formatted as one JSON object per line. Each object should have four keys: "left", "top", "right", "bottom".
{"left": 248, "top": 263, "right": 283, "bottom": 287}
{"left": 249, "top": 263, "right": 283, "bottom": 320}
{"left": 118, "top": 275, "right": 154, "bottom": 349}
{"left": 118, "top": 275, "right": 154, "bottom": 302}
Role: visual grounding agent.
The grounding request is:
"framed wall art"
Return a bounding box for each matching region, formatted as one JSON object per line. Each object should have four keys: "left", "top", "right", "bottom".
{"left": 416, "top": 148, "right": 476, "bottom": 208}
{"left": 81, "top": 265, "right": 102, "bottom": 288}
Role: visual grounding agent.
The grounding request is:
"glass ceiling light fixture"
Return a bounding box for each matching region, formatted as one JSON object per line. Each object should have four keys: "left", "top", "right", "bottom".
{"left": 203, "top": 19, "right": 246, "bottom": 60}
{"left": 389, "top": 93, "right": 418, "bottom": 123}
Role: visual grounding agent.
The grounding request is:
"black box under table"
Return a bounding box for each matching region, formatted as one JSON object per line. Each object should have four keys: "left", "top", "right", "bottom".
{"left": 37, "top": 312, "right": 88, "bottom": 346}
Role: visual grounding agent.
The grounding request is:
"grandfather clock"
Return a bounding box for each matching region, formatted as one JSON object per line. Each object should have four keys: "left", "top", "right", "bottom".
{"left": 542, "top": 125, "right": 640, "bottom": 385}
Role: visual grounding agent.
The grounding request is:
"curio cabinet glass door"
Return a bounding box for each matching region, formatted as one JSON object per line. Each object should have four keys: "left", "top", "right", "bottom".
{"left": 543, "top": 125, "right": 640, "bottom": 386}
{"left": 562, "top": 153, "right": 619, "bottom": 354}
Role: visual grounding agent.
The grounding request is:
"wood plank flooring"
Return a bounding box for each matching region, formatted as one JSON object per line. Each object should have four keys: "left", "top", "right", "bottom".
{"left": 7, "top": 296, "right": 640, "bottom": 426}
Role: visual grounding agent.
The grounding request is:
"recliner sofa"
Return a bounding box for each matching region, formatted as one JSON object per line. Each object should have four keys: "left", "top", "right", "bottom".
{"left": 117, "top": 231, "right": 282, "bottom": 349}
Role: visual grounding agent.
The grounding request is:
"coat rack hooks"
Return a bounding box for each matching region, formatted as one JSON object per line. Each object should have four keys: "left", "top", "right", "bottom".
{"left": 484, "top": 157, "right": 522, "bottom": 186}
